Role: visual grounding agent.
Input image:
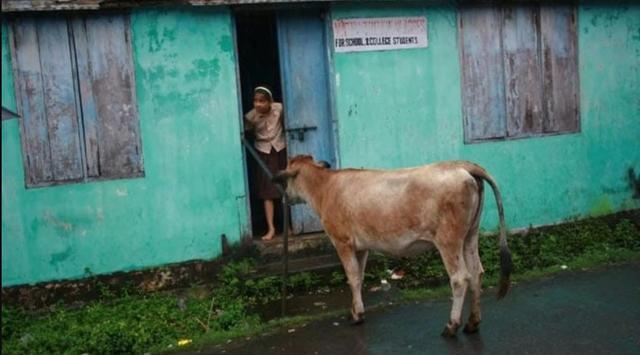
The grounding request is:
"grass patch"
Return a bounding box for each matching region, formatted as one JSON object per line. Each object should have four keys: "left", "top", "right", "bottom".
{"left": 401, "top": 248, "right": 640, "bottom": 302}
{"left": 2, "top": 216, "right": 639, "bottom": 354}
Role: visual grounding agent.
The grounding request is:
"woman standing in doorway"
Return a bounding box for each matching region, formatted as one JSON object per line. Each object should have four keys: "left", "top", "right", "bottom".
{"left": 244, "top": 86, "right": 288, "bottom": 241}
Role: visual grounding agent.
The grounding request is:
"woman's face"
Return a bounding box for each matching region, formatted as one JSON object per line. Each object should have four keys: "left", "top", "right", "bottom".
{"left": 253, "top": 92, "right": 272, "bottom": 114}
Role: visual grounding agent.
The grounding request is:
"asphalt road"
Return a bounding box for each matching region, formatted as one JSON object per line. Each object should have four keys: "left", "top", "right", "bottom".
{"left": 201, "top": 262, "right": 640, "bottom": 355}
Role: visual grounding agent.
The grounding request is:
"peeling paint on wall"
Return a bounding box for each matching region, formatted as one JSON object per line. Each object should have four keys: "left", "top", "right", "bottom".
{"left": 50, "top": 246, "right": 73, "bottom": 265}
{"left": 218, "top": 34, "right": 233, "bottom": 53}
{"left": 43, "top": 212, "right": 74, "bottom": 232}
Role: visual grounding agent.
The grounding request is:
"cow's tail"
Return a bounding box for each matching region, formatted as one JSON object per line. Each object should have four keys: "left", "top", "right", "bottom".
{"left": 458, "top": 161, "right": 512, "bottom": 299}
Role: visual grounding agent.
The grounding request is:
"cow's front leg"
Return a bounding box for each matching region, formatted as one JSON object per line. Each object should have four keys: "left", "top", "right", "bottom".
{"left": 336, "top": 242, "right": 366, "bottom": 325}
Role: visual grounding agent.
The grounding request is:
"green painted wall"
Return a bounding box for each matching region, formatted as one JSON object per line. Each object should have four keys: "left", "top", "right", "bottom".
{"left": 2, "top": 22, "right": 16, "bottom": 113}
{"left": 331, "top": 3, "right": 639, "bottom": 230}
{"left": 1, "top": 8, "right": 248, "bottom": 286}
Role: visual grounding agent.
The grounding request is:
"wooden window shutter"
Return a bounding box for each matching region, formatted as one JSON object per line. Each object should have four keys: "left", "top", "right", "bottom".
{"left": 460, "top": 5, "right": 579, "bottom": 143}
{"left": 502, "top": 5, "right": 544, "bottom": 137}
{"left": 460, "top": 6, "right": 507, "bottom": 142}
{"left": 540, "top": 6, "right": 580, "bottom": 134}
{"left": 12, "top": 17, "right": 84, "bottom": 186}
{"left": 72, "top": 14, "right": 143, "bottom": 179}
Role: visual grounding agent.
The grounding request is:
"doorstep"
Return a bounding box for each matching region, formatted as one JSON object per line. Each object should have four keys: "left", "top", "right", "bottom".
{"left": 254, "top": 232, "right": 335, "bottom": 260}
{"left": 253, "top": 232, "right": 343, "bottom": 275}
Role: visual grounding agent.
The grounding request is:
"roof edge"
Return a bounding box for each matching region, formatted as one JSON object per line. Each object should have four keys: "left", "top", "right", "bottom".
{"left": 1, "top": 0, "right": 340, "bottom": 13}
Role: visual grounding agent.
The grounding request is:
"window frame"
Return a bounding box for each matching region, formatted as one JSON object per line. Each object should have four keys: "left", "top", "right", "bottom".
{"left": 9, "top": 12, "right": 144, "bottom": 188}
{"left": 458, "top": 4, "right": 581, "bottom": 144}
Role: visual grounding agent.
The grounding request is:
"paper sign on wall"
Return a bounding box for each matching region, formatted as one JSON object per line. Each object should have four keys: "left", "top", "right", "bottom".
{"left": 332, "top": 17, "right": 428, "bottom": 53}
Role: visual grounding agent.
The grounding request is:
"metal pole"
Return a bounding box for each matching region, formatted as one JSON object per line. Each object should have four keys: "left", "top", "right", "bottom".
{"left": 281, "top": 195, "right": 289, "bottom": 317}
{"left": 242, "top": 138, "right": 279, "bottom": 183}
{"left": 241, "top": 138, "right": 289, "bottom": 317}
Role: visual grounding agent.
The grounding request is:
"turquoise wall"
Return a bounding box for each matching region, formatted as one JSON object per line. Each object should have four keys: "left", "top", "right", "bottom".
{"left": 2, "top": 3, "right": 638, "bottom": 287}
{"left": 331, "top": 3, "right": 639, "bottom": 231}
{"left": 1, "top": 22, "right": 16, "bottom": 113}
{"left": 1, "top": 8, "right": 248, "bottom": 286}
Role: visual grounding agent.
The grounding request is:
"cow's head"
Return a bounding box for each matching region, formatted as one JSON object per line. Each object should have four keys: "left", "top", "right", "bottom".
{"left": 273, "top": 155, "right": 330, "bottom": 204}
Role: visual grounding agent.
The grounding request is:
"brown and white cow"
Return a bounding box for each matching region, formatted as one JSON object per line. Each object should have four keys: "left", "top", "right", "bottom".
{"left": 273, "top": 155, "right": 512, "bottom": 337}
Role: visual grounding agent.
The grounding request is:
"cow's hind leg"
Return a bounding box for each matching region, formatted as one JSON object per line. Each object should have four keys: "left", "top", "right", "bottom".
{"left": 335, "top": 242, "right": 366, "bottom": 325}
{"left": 463, "top": 227, "right": 484, "bottom": 334}
{"left": 464, "top": 177, "right": 484, "bottom": 334}
{"left": 356, "top": 250, "right": 369, "bottom": 287}
{"left": 436, "top": 230, "right": 471, "bottom": 337}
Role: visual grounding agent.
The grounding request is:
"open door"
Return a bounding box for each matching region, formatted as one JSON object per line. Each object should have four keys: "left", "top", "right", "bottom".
{"left": 277, "top": 9, "right": 336, "bottom": 235}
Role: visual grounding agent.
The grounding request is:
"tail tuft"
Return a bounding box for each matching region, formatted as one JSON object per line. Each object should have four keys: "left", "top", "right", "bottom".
{"left": 497, "top": 245, "right": 512, "bottom": 299}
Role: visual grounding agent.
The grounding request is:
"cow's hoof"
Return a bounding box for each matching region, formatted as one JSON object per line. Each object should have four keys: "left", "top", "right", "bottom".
{"left": 441, "top": 323, "right": 459, "bottom": 337}
{"left": 463, "top": 322, "right": 480, "bottom": 334}
{"left": 348, "top": 313, "right": 365, "bottom": 326}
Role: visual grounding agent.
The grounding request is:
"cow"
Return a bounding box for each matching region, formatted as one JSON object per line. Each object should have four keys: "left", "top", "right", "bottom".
{"left": 273, "top": 155, "right": 512, "bottom": 337}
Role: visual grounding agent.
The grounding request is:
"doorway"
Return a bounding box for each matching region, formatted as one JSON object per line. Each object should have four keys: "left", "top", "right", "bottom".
{"left": 236, "top": 7, "right": 336, "bottom": 239}
{"left": 235, "top": 10, "right": 285, "bottom": 239}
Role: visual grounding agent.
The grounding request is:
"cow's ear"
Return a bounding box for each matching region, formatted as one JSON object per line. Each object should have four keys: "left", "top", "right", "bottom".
{"left": 272, "top": 170, "right": 298, "bottom": 184}
{"left": 318, "top": 161, "right": 331, "bottom": 169}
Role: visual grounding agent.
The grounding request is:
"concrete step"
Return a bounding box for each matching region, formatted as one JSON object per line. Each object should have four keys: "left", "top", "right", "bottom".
{"left": 254, "top": 232, "right": 336, "bottom": 262}
{"left": 252, "top": 232, "right": 346, "bottom": 276}
{"left": 257, "top": 254, "right": 343, "bottom": 276}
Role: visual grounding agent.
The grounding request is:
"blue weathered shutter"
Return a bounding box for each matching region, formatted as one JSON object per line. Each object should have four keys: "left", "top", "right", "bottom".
{"left": 12, "top": 17, "right": 83, "bottom": 186}
{"left": 72, "top": 14, "right": 142, "bottom": 179}
{"left": 71, "top": 17, "right": 100, "bottom": 178}
{"left": 502, "top": 5, "right": 544, "bottom": 137}
{"left": 540, "top": 6, "right": 579, "bottom": 133}
{"left": 12, "top": 18, "right": 52, "bottom": 184}
{"left": 460, "top": 6, "right": 507, "bottom": 142}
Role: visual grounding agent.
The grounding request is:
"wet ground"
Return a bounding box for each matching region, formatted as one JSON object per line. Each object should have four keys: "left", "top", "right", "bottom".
{"left": 197, "top": 262, "right": 640, "bottom": 354}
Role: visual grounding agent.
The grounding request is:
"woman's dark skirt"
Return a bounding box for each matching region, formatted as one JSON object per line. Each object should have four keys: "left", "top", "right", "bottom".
{"left": 257, "top": 147, "right": 288, "bottom": 200}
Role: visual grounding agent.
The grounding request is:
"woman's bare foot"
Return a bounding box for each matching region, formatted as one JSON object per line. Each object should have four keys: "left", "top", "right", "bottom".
{"left": 261, "top": 229, "right": 276, "bottom": 241}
